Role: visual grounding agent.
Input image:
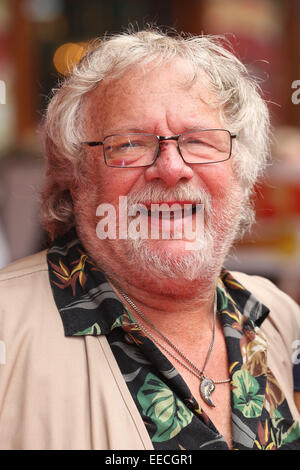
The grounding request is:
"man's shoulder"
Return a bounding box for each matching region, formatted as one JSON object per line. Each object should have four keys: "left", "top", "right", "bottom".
{"left": 0, "top": 251, "right": 56, "bottom": 326}
{"left": 231, "top": 270, "right": 300, "bottom": 341}
{"left": 231, "top": 271, "right": 299, "bottom": 313}
{"left": 0, "top": 250, "right": 48, "bottom": 283}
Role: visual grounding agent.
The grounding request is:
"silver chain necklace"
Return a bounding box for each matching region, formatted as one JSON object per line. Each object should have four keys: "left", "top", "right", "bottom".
{"left": 112, "top": 284, "right": 230, "bottom": 407}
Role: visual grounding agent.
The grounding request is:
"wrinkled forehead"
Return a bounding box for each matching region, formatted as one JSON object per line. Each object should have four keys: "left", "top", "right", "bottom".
{"left": 80, "top": 59, "right": 219, "bottom": 134}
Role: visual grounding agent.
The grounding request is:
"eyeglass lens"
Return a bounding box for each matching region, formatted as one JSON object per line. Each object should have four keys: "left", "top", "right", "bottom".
{"left": 103, "top": 130, "right": 232, "bottom": 167}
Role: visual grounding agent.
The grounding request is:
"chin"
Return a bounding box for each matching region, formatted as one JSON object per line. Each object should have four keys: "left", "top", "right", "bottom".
{"left": 125, "top": 241, "right": 220, "bottom": 299}
{"left": 125, "top": 236, "right": 217, "bottom": 280}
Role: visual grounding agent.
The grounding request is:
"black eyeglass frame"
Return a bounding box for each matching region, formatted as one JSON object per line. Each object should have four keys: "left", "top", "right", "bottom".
{"left": 83, "top": 129, "right": 237, "bottom": 168}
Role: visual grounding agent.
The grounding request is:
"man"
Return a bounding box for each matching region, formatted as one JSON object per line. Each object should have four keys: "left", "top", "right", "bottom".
{"left": 0, "top": 29, "right": 300, "bottom": 450}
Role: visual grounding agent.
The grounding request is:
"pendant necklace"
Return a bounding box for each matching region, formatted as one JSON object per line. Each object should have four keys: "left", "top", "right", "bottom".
{"left": 112, "top": 284, "right": 230, "bottom": 407}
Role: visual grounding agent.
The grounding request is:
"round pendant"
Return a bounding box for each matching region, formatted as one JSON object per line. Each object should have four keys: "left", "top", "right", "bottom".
{"left": 200, "top": 377, "right": 216, "bottom": 407}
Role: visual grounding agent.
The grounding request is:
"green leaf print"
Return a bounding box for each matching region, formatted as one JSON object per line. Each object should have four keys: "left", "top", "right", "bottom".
{"left": 216, "top": 286, "right": 228, "bottom": 310}
{"left": 281, "top": 421, "right": 300, "bottom": 446}
{"left": 73, "top": 322, "right": 101, "bottom": 335}
{"left": 232, "top": 370, "right": 264, "bottom": 418}
{"left": 111, "top": 315, "right": 124, "bottom": 330}
{"left": 137, "top": 373, "right": 193, "bottom": 442}
{"left": 271, "top": 418, "right": 300, "bottom": 448}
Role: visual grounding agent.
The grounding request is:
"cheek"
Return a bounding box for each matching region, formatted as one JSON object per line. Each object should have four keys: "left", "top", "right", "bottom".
{"left": 79, "top": 151, "right": 144, "bottom": 205}
{"left": 197, "top": 163, "right": 236, "bottom": 199}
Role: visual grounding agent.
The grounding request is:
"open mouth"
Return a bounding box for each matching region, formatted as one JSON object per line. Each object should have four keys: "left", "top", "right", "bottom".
{"left": 137, "top": 201, "right": 199, "bottom": 220}
{"left": 125, "top": 200, "right": 204, "bottom": 243}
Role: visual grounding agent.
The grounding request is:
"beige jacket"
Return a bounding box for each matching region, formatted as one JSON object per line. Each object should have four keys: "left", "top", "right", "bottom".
{"left": 0, "top": 251, "right": 299, "bottom": 450}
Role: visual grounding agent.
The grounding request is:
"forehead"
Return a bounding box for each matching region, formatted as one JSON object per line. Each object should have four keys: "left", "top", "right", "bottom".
{"left": 82, "top": 59, "right": 221, "bottom": 135}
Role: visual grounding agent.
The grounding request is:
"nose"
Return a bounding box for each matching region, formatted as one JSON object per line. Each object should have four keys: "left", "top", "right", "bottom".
{"left": 144, "top": 141, "right": 194, "bottom": 187}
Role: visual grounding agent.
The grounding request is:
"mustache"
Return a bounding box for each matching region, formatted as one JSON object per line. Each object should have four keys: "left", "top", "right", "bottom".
{"left": 126, "top": 182, "right": 212, "bottom": 212}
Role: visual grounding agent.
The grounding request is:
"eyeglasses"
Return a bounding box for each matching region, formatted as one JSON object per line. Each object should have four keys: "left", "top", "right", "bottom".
{"left": 83, "top": 129, "right": 237, "bottom": 168}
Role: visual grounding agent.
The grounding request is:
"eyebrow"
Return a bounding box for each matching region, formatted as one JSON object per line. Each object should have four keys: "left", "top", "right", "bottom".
{"left": 105, "top": 124, "right": 221, "bottom": 135}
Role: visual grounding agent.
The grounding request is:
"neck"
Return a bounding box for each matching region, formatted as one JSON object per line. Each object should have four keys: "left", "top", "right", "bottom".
{"left": 107, "top": 269, "right": 218, "bottom": 335}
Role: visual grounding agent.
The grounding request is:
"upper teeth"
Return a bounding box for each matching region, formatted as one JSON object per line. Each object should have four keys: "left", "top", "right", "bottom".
{"left": 131, "top": 202, "right": 196, "bottom": 216}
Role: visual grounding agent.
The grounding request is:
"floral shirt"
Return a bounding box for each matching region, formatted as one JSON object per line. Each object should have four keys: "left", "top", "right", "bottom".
{"left": 47, "top": 229, "right": 300, "bottom": 450}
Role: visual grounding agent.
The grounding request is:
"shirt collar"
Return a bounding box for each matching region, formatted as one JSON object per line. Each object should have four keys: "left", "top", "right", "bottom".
{"left": 47, "top": 228, "right": 125, "bottom": 336}
{"left": 47, "top": 228, "right": 269, "bottom": 337}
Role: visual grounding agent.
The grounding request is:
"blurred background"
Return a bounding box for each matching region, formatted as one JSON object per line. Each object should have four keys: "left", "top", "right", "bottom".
{"left": 0, "top": 0, "right": 299, "bottom": 302}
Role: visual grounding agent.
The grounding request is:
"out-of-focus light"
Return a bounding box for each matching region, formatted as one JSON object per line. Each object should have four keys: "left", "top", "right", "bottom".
{"left": 53, "top": 42, "right": 87, "bottom": 76}
{"left": 23, "top": 0, "right": 63, "bottom": 22}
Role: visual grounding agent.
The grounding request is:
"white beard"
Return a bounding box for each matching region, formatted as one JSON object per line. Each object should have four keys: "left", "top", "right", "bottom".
{"left": 122, "top": 180, "right": 244, "bottom": 283}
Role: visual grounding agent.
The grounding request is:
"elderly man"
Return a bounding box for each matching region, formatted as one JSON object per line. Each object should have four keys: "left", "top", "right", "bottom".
{"left": 0, "top": 29, "right": 300, "bottom": 451}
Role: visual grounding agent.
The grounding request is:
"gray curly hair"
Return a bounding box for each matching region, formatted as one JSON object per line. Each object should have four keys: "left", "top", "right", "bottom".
{"left": 41, "top": 28, "right": 270, "bottom": 239}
